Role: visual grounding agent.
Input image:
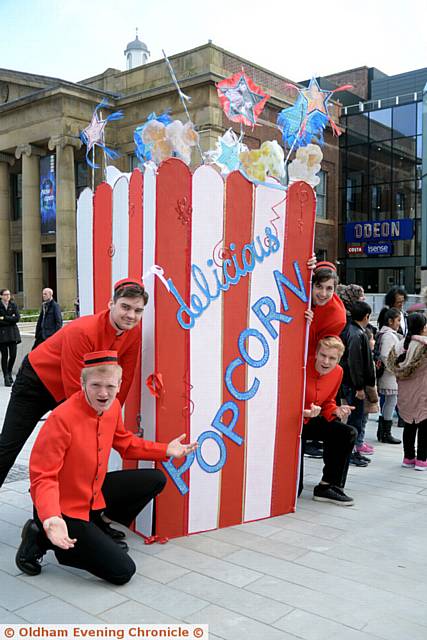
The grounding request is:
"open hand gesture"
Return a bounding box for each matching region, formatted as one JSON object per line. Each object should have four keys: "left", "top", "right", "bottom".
{"left": 167, "top": 434, "right": 198, "bottom": 458}
{"left": 43, "top": 516, "right": 77, "bottom": 550}
{"left": 334, "top": 405, "right": 355, "bottom": 420}
{"left": 303, "top": 403, "right": 321, "bottom": 419}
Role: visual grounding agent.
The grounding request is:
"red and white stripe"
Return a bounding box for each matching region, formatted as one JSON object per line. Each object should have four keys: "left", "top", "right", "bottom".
{"left": 77, "top": 161, "right": 316, "bottom": 539}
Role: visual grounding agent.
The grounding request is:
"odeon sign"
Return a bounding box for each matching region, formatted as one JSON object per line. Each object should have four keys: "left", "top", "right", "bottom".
{"left": 76, "top": 160, "right": 316, "bottom": 538}
{"left": 345, "top": 218, "right": 414, "bottom": 243}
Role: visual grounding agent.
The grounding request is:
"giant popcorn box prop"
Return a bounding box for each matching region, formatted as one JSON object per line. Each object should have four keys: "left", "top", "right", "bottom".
{"left": 76, "top": 159, "right": 316, "bottom": 539}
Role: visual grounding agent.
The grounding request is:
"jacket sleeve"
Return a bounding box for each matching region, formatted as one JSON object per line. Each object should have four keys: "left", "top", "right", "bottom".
{"left": 347, "top": 334, "right": 365, "bottom": 390}
{"left": 321, "top": 369, "right": 343, "bottom": 422}
{"left": 112, "top": 411, "right": 168, "bottom": 461}
{"left": 2, "top": 303, "right": 20, "bottom": 325}
{"left": 30, "top": 414, "right": 71, "bottom": 522}
{"left": 380, "top": 332, "right": 395, "bottom": 369}
{"left": 54, "top": 302, "right": 63, "bottom": 331}
{"left": 117, "top": 333, "right": 141, "bottom": 406}
{"left": 35, "top": 310, "right": 43, "bottom": 340}
{"left": 60, "top": 327, "right": 93, "bottom": 398}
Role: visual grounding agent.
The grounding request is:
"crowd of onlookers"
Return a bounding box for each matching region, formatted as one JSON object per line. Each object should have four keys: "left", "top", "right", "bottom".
{"left": 303, "top": 262, "right": 427, "bottom": 507}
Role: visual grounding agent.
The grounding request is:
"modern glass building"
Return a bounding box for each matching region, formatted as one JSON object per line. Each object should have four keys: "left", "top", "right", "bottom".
{"left": 333, "top": 67, "right": 427, "bottom": 293}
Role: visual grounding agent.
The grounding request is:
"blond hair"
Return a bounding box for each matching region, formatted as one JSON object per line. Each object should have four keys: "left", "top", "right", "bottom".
{"left": 316, "top": 336, "right": 345, "bottom": 357}
{"left": 81, "top": 363, "right": 122, "bottom": 384}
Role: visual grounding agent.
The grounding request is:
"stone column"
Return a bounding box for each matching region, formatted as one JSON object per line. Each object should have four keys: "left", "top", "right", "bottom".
{"left": 15, "top": 144, "right": 44, "bottom": 309}
{"left": 0, "top": 154, "right": 14, "bottom": 287}
{"left": 48, "top": 135, "right": 81, "bottom": 309}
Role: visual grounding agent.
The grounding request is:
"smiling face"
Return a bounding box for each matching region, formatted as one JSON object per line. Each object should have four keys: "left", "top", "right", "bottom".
{"left": 315, "top": 345, "right": 340, "bottom": 376}
{"left": 312, "top": 278, "right": 335, "bottom": 307}
{"left": 109, "top": 295, "right": 145, "bottom": 332}
{"left": 83, "top": 367, "right": 121, "bottom": 414}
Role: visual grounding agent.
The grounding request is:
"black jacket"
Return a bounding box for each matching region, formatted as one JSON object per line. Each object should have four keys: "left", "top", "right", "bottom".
{"left": 340, "top": 320, "right": 375, "bottom": 391}
{"left": 35, "top": 299, "right": 62, "bottom": 343}
{"left": 0, "top": 301, "right": 21, "bottom": 344}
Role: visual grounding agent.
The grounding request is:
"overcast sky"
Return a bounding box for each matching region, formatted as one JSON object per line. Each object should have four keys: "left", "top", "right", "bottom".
{"left": 1, "top": 0, "right": 426, "bottom": 84}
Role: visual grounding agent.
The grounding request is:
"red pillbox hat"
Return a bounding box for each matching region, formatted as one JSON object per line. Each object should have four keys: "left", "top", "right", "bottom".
{"left": 113, "top": 277, "right": 143, "bottom": 292}
{"left": 83, "top": 350, "right": 119, "bottom": 368}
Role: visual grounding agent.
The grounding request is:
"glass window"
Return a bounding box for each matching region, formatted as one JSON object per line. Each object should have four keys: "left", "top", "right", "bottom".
{"left": 345, "top": 113, "right": 369, "bottom": 145}
{"left": 369, "top": 108, "right": 392, "bottom": 141}
{"left": 14, "top": 252, "right": 23, "bottom": 293}
{"left": 369, "top": 141, "right": 392, "bottom": 183}
{"left": 10, "top": 174, "right": 22, "bottom": 220}
{"left": 370, "top": 183, "right": 391, "bottom": 220}
{"left": 416, "top": 135, "right": 422, "bottom": 163}
{"left": 345, "top": 144, "right": 369, "bottom": 186}
{"left": 392, "top": 138, "right": 416, "bottom": 182}
{"left": 393, "top": 103, "right": 417, "bottom": 138}
{"left": 315, "top": 170, "right": 327, "bottom": 219}
{"left": 393, "top": 181, "right": 416, "bottom": 218}
{"left": 343, "top": 183, "right": 369, "bottom": 221}
{"left": 75, "top": 162, "right": 89, "bottom": 198}
{"left": 417, "top": 101, "right": 422, "bottom": 136}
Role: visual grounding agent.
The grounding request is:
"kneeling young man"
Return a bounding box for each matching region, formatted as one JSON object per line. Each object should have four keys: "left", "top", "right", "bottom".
{"left": 16, "top": 351, "right": 197, "bottom": 584}
{"left": 302, "top": 336, "right": 357, "bottom": 506}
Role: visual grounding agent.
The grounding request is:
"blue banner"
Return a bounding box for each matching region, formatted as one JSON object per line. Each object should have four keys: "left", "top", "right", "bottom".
{"left": 345, "top": 219, "right": 414, "bottom": 243}
{"left": 40, "top": 155, "right": 56, "bottom": 234}
{"left": 364, "top": 242, "right": 393, "bottom": 256}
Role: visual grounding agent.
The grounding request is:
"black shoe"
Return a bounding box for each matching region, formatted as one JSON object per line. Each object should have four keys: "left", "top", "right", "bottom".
{"left": 4, "top": 376, "right": 11, "bottom": 387}
{"left": 15, "top": 519, "right": 44, "bottom": 576}
{"left": 349, "top": 452, "right": 369, "bottom": 467}
{"left": 115, "top": 539, "right": 129, "bottom": 552}
{"left": 313, "top": 484, "right": 354, "bottom": 506}
{"left": 7, "top": 373, "right": 13, "bottom": 384}
{"left": 304, "top": 443, "right": 323, "bottom": 459}
{"left": 358, "top": 454, "right": 371, "bottom": 463}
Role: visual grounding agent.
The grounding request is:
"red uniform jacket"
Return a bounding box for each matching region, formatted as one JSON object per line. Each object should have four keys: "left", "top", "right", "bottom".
{"left": 30, "top": 391, "right": 168, "bottom": 522}
{"left": 308, "top": 293, "right": 346, "bottom": 357}
{"left": 304, "top": 357, "right": 343, "bottom": 422}
{"left": 29, "top": 310, "right": 140, "bottom": 405}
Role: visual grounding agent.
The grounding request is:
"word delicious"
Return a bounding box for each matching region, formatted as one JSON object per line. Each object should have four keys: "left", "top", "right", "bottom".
{"left": 162, "top": 225, "right": 307, "bottom": 494}
{"left": 167, "top": 226, "right": 280, "bottom": 330}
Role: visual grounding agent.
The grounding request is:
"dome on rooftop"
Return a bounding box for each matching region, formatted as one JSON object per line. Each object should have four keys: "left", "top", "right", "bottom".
{"left": 124, "top": 34, "right": 149, "bottom": 54}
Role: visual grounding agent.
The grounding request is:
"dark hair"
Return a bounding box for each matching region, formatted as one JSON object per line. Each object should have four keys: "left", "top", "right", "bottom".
{"left": 113, "top": 284, "right": 148, "bottom": 306}
{"left": 384, "top": 286, "right": 407, "bottom": 308}
{"left": 0, "top": 289, "right": 10, "bottom": 296}
{"left": 312, "top": 268, "right": 338, "bottom": 287}
{"left": 403, "top": 312, "right": 427, "bottom": 350}
{"left": 351, "top": 300, "right": 372, "bottom": 321}
{"left": 377, "top": 307, "right": 400, "bottom": 330}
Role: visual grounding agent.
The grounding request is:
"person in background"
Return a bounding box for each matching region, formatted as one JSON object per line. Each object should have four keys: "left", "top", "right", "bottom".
{"left": 15, "top": 351, "right": 197, "bottom": 582}
{"left": 375, "top": 308, "right": 403, "bottom": 444}
{"left": 0, "top": 289, "right": 21, "bottom": 387}
{"left": 384, "top": 286, "right": 408, "bottom": 336}
{"left": 340, "top": 301, "right": 375, "bottom": 467}
{"left": 33, "top": 288, "right": 63, "bottom": 349}
{"left": 301, "top": 336, "right": 356, "bottom": 506}
{"left": 388, "top": 313, "right": 427, "bottom": 471}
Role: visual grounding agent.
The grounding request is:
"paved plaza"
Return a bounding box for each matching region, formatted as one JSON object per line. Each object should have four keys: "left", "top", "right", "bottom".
{"left": 0, "top": 382, "right": 426, "bottom": 639}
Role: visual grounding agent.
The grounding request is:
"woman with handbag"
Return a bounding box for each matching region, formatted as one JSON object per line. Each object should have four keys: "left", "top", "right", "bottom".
{"left": 0, "top": 289, "right": 21, "bottom": 386}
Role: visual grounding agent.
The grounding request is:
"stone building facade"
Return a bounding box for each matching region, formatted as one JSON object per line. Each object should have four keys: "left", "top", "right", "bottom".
{"left": 0, "top": 43, "right": 341, "bottom": 308}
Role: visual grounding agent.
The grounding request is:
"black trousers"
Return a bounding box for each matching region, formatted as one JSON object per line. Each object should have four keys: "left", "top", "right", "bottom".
{"left": 403, "top": 419, "right": 427, "bottom": 461}
{"left": 0, "top": 356, "right": 58, "bottom": 487}
{"left": 0, "top": 342, "right": 17, "bottom": 378}
{"left": 299, "top": 417, "right": 357, "bottom": 493}
{"left": 34, "top": 468, "right": 167, "bottom": 585}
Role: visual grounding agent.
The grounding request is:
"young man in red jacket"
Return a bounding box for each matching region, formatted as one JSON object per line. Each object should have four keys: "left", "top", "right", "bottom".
{"left": 15, "top": 351, "right": 197, "bottom": 584}
{"left": 301, "top": 336, "right": 357, "bottom": 506}
{"left": 0, "top": 278, "right": 146, "bottom": 491}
